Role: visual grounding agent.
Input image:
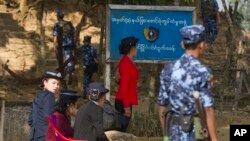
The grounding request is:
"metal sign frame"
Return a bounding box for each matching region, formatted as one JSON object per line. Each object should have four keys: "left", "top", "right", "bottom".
{"left": 105, "top": 4, "right": 196, "bottom": 100}
{"left": 106, "top": 4, "right": 196, "bottom": 63}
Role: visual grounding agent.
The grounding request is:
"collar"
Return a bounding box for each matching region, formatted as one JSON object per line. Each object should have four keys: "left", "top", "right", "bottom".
{"left": 182, "top": 53, "right": 198, "bottom": 60}
{"left": 124, "top": 55, "right": 135, "bottom": 63}
{"left": 43, "top": 88, "right": 54, "bottom": 94}
{"left": 91, "top": 100, "right": 99, "bottom": 106}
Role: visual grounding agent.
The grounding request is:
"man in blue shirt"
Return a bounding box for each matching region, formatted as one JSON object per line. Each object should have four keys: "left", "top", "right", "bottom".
{"left": 158, "top": 25, "right": 218, "bottom": 141}
{"left": 53, "top": 10, "right": 75, "bottom": 83}
{"left": 81, "top": 35, "right": 99, "bottom": 98}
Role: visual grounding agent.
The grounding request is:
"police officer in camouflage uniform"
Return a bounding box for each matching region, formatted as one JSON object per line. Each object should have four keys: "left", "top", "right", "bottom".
{"left": 158, "top": 25, "right": 218, "bottom": 141}
{"left": 201, "top": 0, "right": 221, "bottom": 43}
{"left": 53, "top": 11, "right": 75, "bottom": 83}
{"left": 81, "top": 35, "right": 99, "bottom": 98}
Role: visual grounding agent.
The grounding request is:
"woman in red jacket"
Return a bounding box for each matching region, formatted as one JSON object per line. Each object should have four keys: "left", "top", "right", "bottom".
{"left": 115, "top": 36, "right": 139, "bottom": 132}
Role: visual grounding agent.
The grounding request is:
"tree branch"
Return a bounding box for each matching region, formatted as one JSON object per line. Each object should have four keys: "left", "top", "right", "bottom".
{"left": 1, "top": 54, "right": 77, "bottom": 85}
{"left": 75, "top": 3, "right": 101, "bottom": 40}
{"left": 2, "top": 60, "right": 42, "bottom": 85}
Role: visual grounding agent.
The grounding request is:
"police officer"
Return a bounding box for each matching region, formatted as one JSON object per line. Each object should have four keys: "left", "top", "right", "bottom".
{"left": 81, "top": 35, "right": 99, "bottom": 98}
{"left": 28, "top": 71, "right": 62, "bottom": 141}
{"left": 201, "top": 0, "right": 221, "bottom": 43}
{"left": 53, "top": 10, "right": 75, "bottom": 83}
{"left": 158, "top": 25, "right": 218, "bottom": 141}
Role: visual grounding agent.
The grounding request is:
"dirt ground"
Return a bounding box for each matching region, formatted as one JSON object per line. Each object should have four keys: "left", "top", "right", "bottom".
{"left": 216, "top": 110, "right": 250, "bottom": 141}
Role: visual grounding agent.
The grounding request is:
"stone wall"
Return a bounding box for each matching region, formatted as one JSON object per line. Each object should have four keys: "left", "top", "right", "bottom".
{"left": 1, "top": 102, "right": 161, "bottom": 141}
{"left": 3, "top": 104, "right": 30, "bottom": 141}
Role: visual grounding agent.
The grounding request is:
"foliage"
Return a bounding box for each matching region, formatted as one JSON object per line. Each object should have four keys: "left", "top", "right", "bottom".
{"left": 128, "top": 111, "right": 162, "bottom": 137}
{"left": 81, "top": 0, "right": 195, "bottom": 5}
{"left": 227, "top": 0, "right": 250, "bottom": 31}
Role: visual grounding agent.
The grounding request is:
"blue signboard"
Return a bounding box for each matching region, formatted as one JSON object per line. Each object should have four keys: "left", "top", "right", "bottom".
{"left": 107, "top": 5, "right": 196, "bottom": 62}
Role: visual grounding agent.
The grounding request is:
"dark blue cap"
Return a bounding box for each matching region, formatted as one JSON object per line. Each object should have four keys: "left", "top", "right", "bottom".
{"left": 180, "top": 25, "right": 205, "bottom": 45}
{"left": 44, "top": 71, "right": 62, "bottom": 81}
{"left": 60, "top": 90, "right": 80, "bottom": 97}
{"left": 87, "top": 83, "right": 109, "bottom": 94}
{"left": 59, "top": 90, "right": 80, "bottom": 104}
{"left": 87, "top": 83, "right": 109, "bottom": 101}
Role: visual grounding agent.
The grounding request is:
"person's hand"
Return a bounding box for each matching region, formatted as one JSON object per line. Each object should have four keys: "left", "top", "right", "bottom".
{"left": 163, "top": 136, "right": 169, "bottom": 141}
{"left": 69, "top": 104, "right": 78, "bottom": 116}
{"left": 133, "top": 105, "right": 139, "bottom": 112}
{"left": 72, "top": 108, "right": 78, "bottom": 117}
{"left": 124, "top": 108, "right": 131, "bottom": 118}
{"left": 72, "top": 109, "right": 78, "bottom": 116}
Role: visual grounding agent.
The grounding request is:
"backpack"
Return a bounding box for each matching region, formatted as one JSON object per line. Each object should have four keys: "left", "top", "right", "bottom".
{"left": 201, "top": 0, "right": 218, "bottom": 16}
{"left": 57, "top": 21, "right": 74, "bottom": 39}
{"left": 103, "top": 100, "right": 121, "bottom": 131}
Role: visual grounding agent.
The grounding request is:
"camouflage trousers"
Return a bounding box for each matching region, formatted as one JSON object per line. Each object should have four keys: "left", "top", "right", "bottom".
{"left": 203, "top": 16, "right": 218, "bottom": 44}
{"left": 83, "top": 71, "right": 94, "bottom": 96}
{"left": 64, "top": 49, "right": 74, "bottom": 74}
{"left": 169, "top": 125, "right": 196, "bottom": 141}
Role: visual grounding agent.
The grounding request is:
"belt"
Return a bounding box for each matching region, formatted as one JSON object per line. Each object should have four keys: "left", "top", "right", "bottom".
{"left": 172, "top": 116, "right": 181, "bottom": 125}
{"left": 171, "top": 114, "right": 198, "bottom": 125}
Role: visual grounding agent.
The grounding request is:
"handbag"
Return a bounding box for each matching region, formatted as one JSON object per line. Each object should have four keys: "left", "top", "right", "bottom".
{"left": 103, "top": 100, "right": 121, "bottom": 131}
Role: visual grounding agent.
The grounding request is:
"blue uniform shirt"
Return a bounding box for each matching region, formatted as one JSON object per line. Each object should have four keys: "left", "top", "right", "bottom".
{"left": 53, "top": 21, "right": 75, "bottom": 47}
{"left": 158, "top": 53, "right": 214, "bottom": 115}
{"left": 28, "top": 89, "right": 55, "bottom": 140}
{"left": 81, "top": 45, "right": 99, "bottom": 66}
{"left": 201, "top": 0, "right": 219, "bottom": 17}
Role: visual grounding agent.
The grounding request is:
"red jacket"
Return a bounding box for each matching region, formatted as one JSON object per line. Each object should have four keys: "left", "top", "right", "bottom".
{"left": 116, "top": 55, "right": 139, "bottom": 108}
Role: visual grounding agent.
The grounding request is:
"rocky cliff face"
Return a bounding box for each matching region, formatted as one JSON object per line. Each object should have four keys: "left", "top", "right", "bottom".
{"left": 0, "top": 11, "right": 40, "bottom": 74}
{"left": 1, "top": 0, "right": 249, "bottom": 102}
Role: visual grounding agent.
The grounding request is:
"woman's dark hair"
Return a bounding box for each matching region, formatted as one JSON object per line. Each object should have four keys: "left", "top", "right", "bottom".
{"left": 55, "top": 97, "right": 78, "bottom": 113}
{"left": 119, "top": 36, "right": 139, "bottom": 55}
{"left": 119, "top": 44, "right": 132, "bottom": 55}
